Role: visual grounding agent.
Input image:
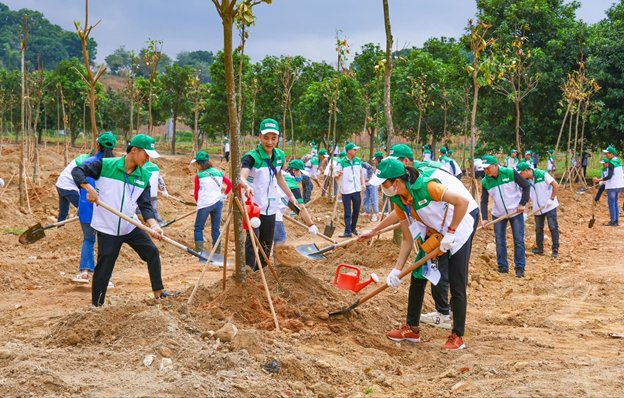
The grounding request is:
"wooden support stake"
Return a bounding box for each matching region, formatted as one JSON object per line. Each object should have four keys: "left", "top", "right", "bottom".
{"left": 370, "top": 194, "right": 389, "bottom": 246}
{"left": 222, "top": 198, "right": 234, "bottom": 291}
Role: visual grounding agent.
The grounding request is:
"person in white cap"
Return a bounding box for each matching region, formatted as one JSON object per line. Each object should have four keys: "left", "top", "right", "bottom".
{"left": 335, "top": 142, "right": 366, "bottom": 238}
{"left": 72, "top": 134, "right": 179, "bottom": 306}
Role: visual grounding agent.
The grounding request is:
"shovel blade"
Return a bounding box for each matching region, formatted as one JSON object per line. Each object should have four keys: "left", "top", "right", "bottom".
{"left": 323, "top": 224, "right": 336, "bottom": 238}
{"left": 209, "top": 253, "right": 231, "bottom": 267}
{"left": 589, "top": 218, "right": 595, "bottom": 228}
{"left": 295, "top": 243, "right": 328, "bottom": 260}
{"left": 329, "top": 299, "right": 361, "bottom": 317}
{"left": 19, "top": 223, "right": 45, "bottom": 245}
{"left": 198, "top": 250, "right": 211, "bottom": 264}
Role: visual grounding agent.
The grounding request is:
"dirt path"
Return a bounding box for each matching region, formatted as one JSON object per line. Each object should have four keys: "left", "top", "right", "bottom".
{"left": 0, "top": 145, "right": 623, "bottom": 397}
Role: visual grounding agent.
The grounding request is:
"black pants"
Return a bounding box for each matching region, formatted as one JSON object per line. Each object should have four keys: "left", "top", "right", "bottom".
{"left": 342, "top": 192, "right": 362, "bottom": 234}
{"left": 302, "top": 176, "right": 313, "bottom": 204}
{"left": 534, "top": 208, "right": 560, "bottom": 252}
{"left": 405, "top": 208, "right": 479, "bottom": 336}
{"left": 93, "top": 227, "right": 164, "bottom": 306}
{"left": 224, "top": 151, "right": 230, "bottom": 162}
{"left": 245, "top": 214, "right": 275, "bottom": 271}
{"left": 431, "top": 256, "right": 450, "bottom": 315}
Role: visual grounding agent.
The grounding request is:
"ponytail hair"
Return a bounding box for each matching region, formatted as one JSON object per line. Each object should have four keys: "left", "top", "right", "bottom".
{"left": 99, "top": 144, "right": 115, "bottom": 159}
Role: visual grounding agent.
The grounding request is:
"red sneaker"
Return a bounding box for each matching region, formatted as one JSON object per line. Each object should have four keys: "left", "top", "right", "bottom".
{"left": 442, "top": 333, "right": 466, "bottom": 350}
{"left": 386, "top": 325, "right": 421, "bottom": 342}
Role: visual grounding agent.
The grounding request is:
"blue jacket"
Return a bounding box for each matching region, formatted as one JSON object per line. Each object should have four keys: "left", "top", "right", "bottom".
{"left": 78, "top": 152, "right": 104, "bottom": 223}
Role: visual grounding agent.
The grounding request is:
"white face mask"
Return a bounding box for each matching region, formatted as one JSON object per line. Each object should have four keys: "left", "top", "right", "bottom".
{"left": 382, "top": 183, "right": 397, "bottom": 197}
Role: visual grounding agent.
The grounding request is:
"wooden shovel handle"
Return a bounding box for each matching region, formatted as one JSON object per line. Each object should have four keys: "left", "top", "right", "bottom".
{"left": 477, "top": 210, "right": 520, "bottom": 231}
{"left": 282, "top": 214, "right": 336, "bottom": 244}
{"left": 336, "top": 222, "right": 401, "bottom": 249}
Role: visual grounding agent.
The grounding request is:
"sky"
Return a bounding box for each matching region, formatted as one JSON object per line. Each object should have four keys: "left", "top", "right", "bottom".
{"left": 4, "top": 0, "right": 619, "bottom": 64}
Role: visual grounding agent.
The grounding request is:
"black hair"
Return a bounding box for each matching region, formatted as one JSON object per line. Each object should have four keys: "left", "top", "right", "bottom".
{"left": 126, "top": 145, "right": 134, "bottom": 154}
{"left": 98, "top": 144, "right": 115, "bottom": 159}
{"left": 196, "top": 159, "right": 213, "bottom": 171}
{"left": 387, "top": 166, "right": 420, "bottom": 185}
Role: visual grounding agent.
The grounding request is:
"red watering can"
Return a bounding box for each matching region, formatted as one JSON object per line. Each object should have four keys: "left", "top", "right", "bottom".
{"left": 243, "top": 194, "right": 261, "bottom": 231}
{"left": 334, "top": 264, "right": 379, "bottom": 293}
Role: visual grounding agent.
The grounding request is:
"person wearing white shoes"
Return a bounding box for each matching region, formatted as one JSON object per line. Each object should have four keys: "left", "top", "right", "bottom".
{"left": 335, "top": 143, "right": 366, "bottom": 238}
{"left": 593, "top": 146, "right": 624, "bottom": 226}
{"left": 360, "top": 158, "right": 479, "bottom": 351}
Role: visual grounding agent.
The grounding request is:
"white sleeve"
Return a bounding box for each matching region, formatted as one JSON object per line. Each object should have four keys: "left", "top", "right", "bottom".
{"left": 544, "top": 172, "right": 555, "bottom": 184}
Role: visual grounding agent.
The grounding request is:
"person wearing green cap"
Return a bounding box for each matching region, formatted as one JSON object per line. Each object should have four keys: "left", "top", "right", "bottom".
{"left": 438, "top": 146, "right": 455, "bottom": 175}
{"left": 72, "top": 134, "right": 180, "bottom": 305}
{"left": 141, "top": 159, "right": 169, "bottom": 226}
{"left": 72, "top": 132, "right": 118, "bottom": 284}
{"left": 335, "top": 143, "right": 366, "bottom": 237}
{"left": 547, "top": 150, "right": 556, "bottom": 173}
{"left": 223, "top": 136, "right": 230, "bottom": 163}
{"left": 191, "top": 151, "right": 233, "bottom": 253}
{"left": 240, "top": 118, "right": 313, "bottom": 271}
{"left": 519, "top": 150, "right": 534, "bottom": 170}
{"left": 311, "top": 142, "right": 318, "bottom": 156}
{"left": 422, "top": 144, "right": 433, "bottom": 162}
{"left": 374, "top": 151, "right": 384, "bottom": 164}
{"left": 447, "top": 150, "right": 463, "bottom": 180}
{"left": 276, "top": 159, "right": 319, "bottom": 237}
{"left": 388, "top": 144, "right": 415, "bottom": 167}
{"left": 505, "top": 149, "right": 519, "bottom": 170}
{"left": 361, "top": 158, "right": 479, "bottom": 350}
{"left": 480, "top": 155, "right": 531, "bottom": 277}
{"left": 303, "top": 155, "right": 320, "bottom": 200}
{"left": 517, "top": 162, "right": 560, "bottom": 257}
{"left": 322, "top": 149, "right": 340, "bottom": 198}
{"left": 594, "top": 158, "right": 610, "bottom": 203}
{"left": 593, "top": 146, "right": 624, "bottom": 226}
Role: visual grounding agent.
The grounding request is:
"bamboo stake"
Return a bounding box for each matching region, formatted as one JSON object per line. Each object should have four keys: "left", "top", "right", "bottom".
{"left": 370, "top": 194, "right": 390, "bottom": 246}
{"left": 0, "top": 169, "right": 18, "bottom": 199}
{"left": 234, "top": 197, "right": 280, "bottom": 331}
{"left": 222, "top": 199, "right": 234, "bottom": 291}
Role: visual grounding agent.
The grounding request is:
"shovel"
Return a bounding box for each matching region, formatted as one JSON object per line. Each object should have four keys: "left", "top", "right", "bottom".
{"left": 283, "top": 214, "right": 337, "bottom": 256}
{"left": 323, "top": 180, "right": 341, "bottom": 237}
{"left": 19, "top": 216, "right": 79, "bottom": 245}
{"left": 96, "top": 200, "right": 210, "bottom": 263}
{"left": 589, "top": 202, "right": 596, "bottom": 228}
{"left": 298, "top": 222, "right": 401, "bottom": 260}
{"left": 163, "top": 192, "right": 196, "bottom": 206}
{"left": 160, "top": 209, "right": 197, "bottom": 229}
{"left": 329, "top": 248, "right": 442, "bottom": 317}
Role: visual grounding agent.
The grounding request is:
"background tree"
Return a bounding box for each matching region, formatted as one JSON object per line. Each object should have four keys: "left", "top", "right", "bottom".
{"left": 160, "top": 63, "right": 193, "bottom": 154}
{"left": 18, "top": 15, "right": 32, "bottom": 208}
{"left": 142, "top": 39, "right": 164, "bottom": 137}
{"left": 382, "top": 0, "right": 395, "bottom": 148}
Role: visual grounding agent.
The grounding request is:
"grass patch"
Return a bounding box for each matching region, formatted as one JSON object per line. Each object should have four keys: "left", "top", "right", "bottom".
{"left": 2, "top": 227, "right": 24, "bottom": 235}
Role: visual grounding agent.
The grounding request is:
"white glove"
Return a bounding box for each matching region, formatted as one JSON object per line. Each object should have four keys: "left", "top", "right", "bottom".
{"left": 0, "top": 178, "right": 4, "bottom": 188}
{"left": 220, "top": 194, "right": 228, "bottom": 202}
{"left": 547, "top": 198, "right": 556, "bottom": 207}
{"left": 308, "top": 224, "right": 318, "bottom": 235}
{"left": 599, "top": 181, "right": 605, "bottom": 186}
{"left": 161, "top": 190, "right": 169, "bottom": 198}
{"left": 386, "top": 269, "right": 403, "bottom": 288}
{"left": 440, "top": 232, "right": 455, "bottom": 253}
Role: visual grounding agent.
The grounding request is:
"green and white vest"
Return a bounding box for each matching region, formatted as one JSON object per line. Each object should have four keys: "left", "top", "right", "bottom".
{"left": 505, "top": 156, "right": 519, "bottom": 170}
{"left": 245, "top": 146, "right": 285, "bottom": 216}
{"left": 391, "top": 166, "right": 478, "bottom": 255}
{"left": 606, "top": 157, "right": 624, "bottom": 189}
{"left": 282, "top": 171, "right": 303, "bottom": 203}
{"left": 92, "top": 156, "right": 152, "bottom": 236}
{"left": 422, "top": 150, "right": 433, "bottom": 161}
{"left": 528, "top": 169, "right": 558, "bottom": 215}
{"left": 56, "top": 154, "right": 90, "bottom": 192}
{"left": 336, "top": 156, "right": 364, "bottom": 194}
{"left": 143, "top": 161, "right": 161, "bottom": 198}
{"left": 482, "top": 166, "right": 523, "bottom": 218}
{"left": 547, "top": 156, "right": 555, "bottom": 172}
{"left": 439, "top": 155, "right": 453, "bottom": 174}
{"left": 197, "top": 167, "right": 225, "bottom": 209}
{"left": 519, "top": 159, "right": 534, "bottom": 170}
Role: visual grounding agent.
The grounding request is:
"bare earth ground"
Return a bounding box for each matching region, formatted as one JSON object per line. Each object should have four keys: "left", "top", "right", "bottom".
{"left": 0, "top": 144, "right": 623, "bottom": 398}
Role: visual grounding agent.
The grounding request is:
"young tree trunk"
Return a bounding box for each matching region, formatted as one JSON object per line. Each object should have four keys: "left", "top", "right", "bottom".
{"left": 222, "top": 11, "right": 246, "bottom": 284}
{"left": 289, "top": 102, "right": 295, "bottom": 159}
{"left": 579, "top": 102, "right": 588, "bottom": 164}
{"left": 129, "top": 82, "right": 134, "bottom": 141}
{"left": 193, "top": 99, "right": 199, "bottom": 154}
{"left": 573, "top": 99, "right": 581, "bottom": 155}
{"left": 554, "top": 103, "right": 571, "bottom": 162}
{"left": 171, "top": 112, "right": 177, "bottom": 155}
{"left": 416, "top": 111, "right": 423, "bottom": 149}
{"left": 19, "top": 48, "right": 26, "bottom": 208}
{"left": 382, "top": 0, "right": 395, "bottom": 149}
{"left": 565, "top": 104, "right": 574, "bottom": 176}
{"left": 469, "top": 68, "right": 480, "bottom": 196}
{"left": 515, "top": 99, "right": 522, "bottom": 152}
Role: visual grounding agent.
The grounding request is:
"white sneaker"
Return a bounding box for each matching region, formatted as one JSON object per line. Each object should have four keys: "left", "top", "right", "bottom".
{"left": 108, "top": 281, "right": 115, "bottom": 289}
{"left": 372, "top": 214, "right": 379, "bottom": 222}
{"left": 420, "top": 311, "right": 452, "bottom": 329}
{"left": 72, "top": 271, "right": 90, "bottom": 283}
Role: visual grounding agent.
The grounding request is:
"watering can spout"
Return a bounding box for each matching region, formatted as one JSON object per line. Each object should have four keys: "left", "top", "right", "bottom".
{"left": 353, "top": 273, "right": 379, "bottom": 293}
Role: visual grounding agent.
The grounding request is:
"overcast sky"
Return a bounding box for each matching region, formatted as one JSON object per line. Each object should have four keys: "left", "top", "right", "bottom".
{"left": 5, "top": 0, "right": 618, "bottom": 63}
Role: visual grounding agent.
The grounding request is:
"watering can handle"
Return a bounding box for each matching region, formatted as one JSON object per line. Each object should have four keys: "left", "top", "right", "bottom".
{"left": 334, "top": 264, "right": 361, "bottom": 286}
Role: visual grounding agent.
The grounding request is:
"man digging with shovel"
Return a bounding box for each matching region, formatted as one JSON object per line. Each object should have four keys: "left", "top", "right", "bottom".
{"left": 72, "top": 134, "right": 180, "bottom": 306}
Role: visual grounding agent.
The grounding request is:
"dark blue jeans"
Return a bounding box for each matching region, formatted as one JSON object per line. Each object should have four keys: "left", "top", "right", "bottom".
{"left": 80, "top": 222, "right": 96, "bottom": 272}
{"left": 493, "top": 213, "right": 525, "bottom": 272}
{"left": 194, "top": 201, "right": 223, "bottom": 245}
{"left": 342, "top": 192, "right": 362, "bottom": 234}
{"left": 57, "top": 186, "right": 80, "bottom": 222}
{"left": 607, "top": 188, "right": 621, "bottom": 223}
{"left": 534, "top": 208, "right": 560, "bottom": 252}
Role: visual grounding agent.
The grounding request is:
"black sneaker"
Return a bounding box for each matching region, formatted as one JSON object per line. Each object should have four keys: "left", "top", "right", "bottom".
{"left": 531, "top": 248, "right": 544, "bottom": 256}
{"left": 339, "top": 232, "right": 353, "bottom": 238}
{"left": 552, "top": 250, "right": 559, "bottom": 258}
{"left": 497, "top": 268, "right": 509, "bottom": 274}
{"left": 515, "top": 269, "right": 525, "bottom": 278}
{"left": 156, "top": 291, "right": 182, "bottom": 299}
{"left": 605, "top": 222, "right": 615, "bottom": 227}
{"left": 353, "top": 230, "right": 360, "bottom": 236}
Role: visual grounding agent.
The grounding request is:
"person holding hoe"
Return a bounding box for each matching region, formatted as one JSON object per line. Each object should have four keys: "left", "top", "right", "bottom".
{"left": 72, "top": 134, "right": 179, "bottom": 306}
{"left": 72, "top": 132, "right": 117, "bottom": 285}
{"left": 593, "top": 145, "right": 624, "bottom": 226}
{"left": 517, "top": 162, "right": 560, "bottom": 258}
{"left": 240, "top": 119, "right": 318, "bottom": 271}
{"left": 334, "top": 143, "right": 366, "bottom": 238}
{"left": 362, "top": 158, "right": 479, "bottom": 350}
{"left": 480, "top": 155, "right": 531, "bottom": 277}
{"left": 191, "top": 151, "right": 233, "bottom": 254}
{"left": 56, "top": 149, "right": 95, "bottom": 222}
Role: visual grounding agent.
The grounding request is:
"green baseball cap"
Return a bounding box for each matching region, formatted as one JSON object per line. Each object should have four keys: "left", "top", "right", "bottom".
{"left": 524, "top": 150, "right": 532, "bottom": 155}
{"left": 423, "top": 144, "right": 430, "bottom": 149}
{"left": 448, "top": 149, "right": 454, "bottom": 155}
{"left": 439, "top": 146, "right": 448, "bottom": 154}
{"left": 509, "top": 149, "right": 518, "bottom": 155}
{"left": 319, "top": 149, "right": 328, "bottom": 156}
{"left": 345, "top": 143, "right": 360, "bottom": 151}
{"left": 190, "top": 151, "right": 210, "bottom": 163}
{"left": 369, "top": 158, "right": 406, "bottom": 186}
{"left": 288, "top": 159, "right": 309, "bottom": 176}
{"left": 516, "top": 162, "right": 532, "bottom": 172}
{"left": 547, "top": 149, "right": 553, "bottom": 154}
{"left": 339, "top": 151, "right": 346, "bottom": 158}
{"left": 129, "top": 134, "right": 160, "bottom": 158}
{"left": 97, "top": 132, "right": 117, "bottom": 149}
{"left": 260, "top": 118, "right": 280, "bottom": 135}
{"left": 388, "top": 144, "right": 414, "bottom": 160}
{"left": 374, "top": 151, "right": 383, "bottom": 158}
{"left": 603, "top": 145, "right": 616, "bottom": 155}
{"left": 481, "top": 155, "right": 499, "bottom": 168}
{"left": 311, "top": 141, "right": 316, "bottom": 145}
